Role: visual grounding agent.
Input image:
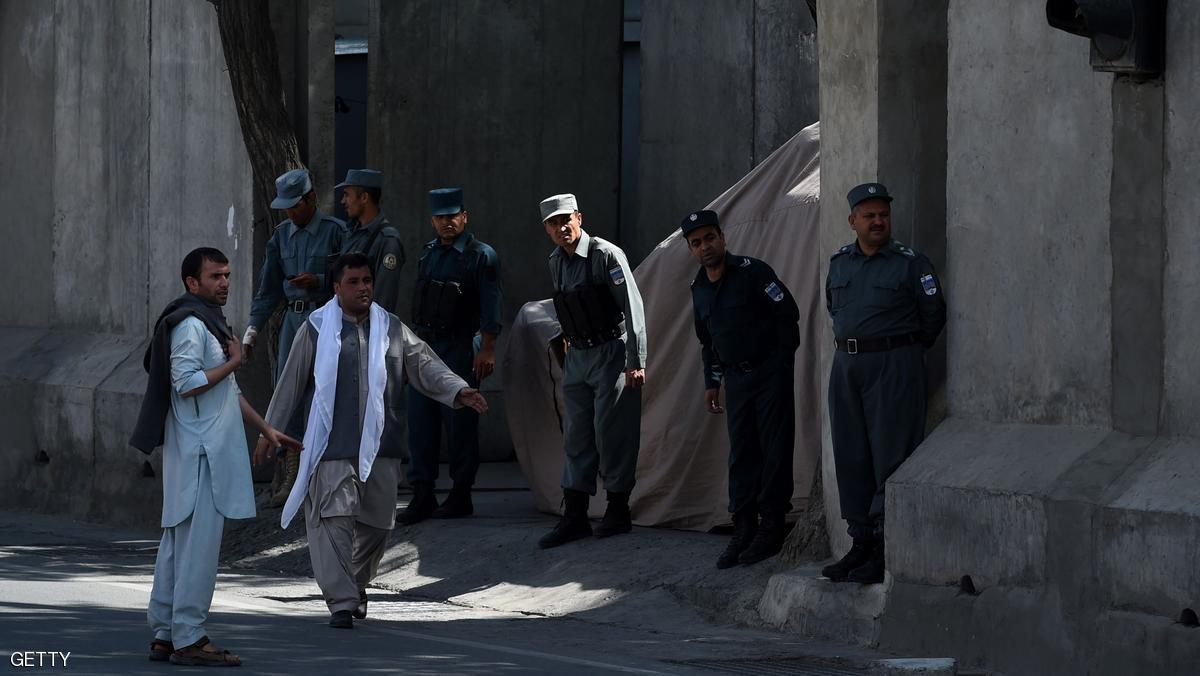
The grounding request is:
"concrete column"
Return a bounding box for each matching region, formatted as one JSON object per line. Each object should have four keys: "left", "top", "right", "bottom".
{"left": 1109, "top": 77, "right": 1164, "bottom": 436}
{"left": 815, "top": 0, "right": 947, "bottom": 554}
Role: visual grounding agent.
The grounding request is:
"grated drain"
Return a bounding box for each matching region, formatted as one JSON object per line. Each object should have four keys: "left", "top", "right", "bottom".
{"left": 667, "top": 657, "right": 866, "bottom": 675}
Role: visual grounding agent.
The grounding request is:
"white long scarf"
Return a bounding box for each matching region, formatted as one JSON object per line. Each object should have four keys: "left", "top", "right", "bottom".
{"left": 280, "top": 298, "right": 390, "bottom": 528}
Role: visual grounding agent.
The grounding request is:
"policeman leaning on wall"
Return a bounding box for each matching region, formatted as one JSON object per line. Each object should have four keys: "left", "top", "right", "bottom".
{"left": 822, "top": 182, "right": 946, "bottom": 585}
{"left": 683, "top": 210, "right": 801, "bottom": 569}
{"left": 334, "top": 168, "right": 406, "bottom": 314}
{"left": 397, "top": 188, "right": 503, "bottom": 525}
{"left": 538, "top": 193, "right": 648, "bottom": 549}
{"left": 244, "top": 168, "right": 344, "bottom": 508}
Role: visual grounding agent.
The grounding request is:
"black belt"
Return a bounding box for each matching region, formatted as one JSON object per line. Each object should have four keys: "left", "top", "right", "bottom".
{"left": 288, "top": 299, "right": 323, "bottom": 313}
{"left": 835, "top": 333, "right": 919, "bottom": 354}
{"left": 564, "top": 327, "right": 622, "bottom": 349}
{"left": 720, "top": 354, "right": 772, "bottom": 373}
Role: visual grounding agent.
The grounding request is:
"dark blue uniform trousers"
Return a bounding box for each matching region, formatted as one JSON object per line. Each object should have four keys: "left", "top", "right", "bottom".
{"left": 827, "top": 343, "right": 926, "bottom": 539}
{"left": 723, "top": 355, "right": 796, "bottom": 516}
{"left": 405, "top": 338, "right": 480, "bottom": 487}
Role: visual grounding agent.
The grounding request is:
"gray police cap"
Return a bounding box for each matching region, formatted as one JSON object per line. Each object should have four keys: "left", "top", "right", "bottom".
{"left": 271, "top": 169, "right": 313, "bottom": 209}
{"left": 540, "top": 193, "right": 578, "bottom": 222}
{"left": 847, "top": 182, "right": 893, "bottom": 209}
{"left": 334, "top": 168, "right": 383, "bottom": 190}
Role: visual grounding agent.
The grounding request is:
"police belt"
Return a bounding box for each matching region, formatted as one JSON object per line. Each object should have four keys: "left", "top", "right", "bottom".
{"left": 719, "top": 353, "right": 773, "bottom": 374}
{"left": 835, "top": 332, "right": 919, "bottom": 354}
{"left": 288, "top": 298, "right": 325, "bottom": 313}
{"left": 564, "top": 327, "right": 622, "bottom": 349}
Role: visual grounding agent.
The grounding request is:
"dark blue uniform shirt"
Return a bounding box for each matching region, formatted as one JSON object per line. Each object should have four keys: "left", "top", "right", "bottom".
{"left": 691, "top": 253, "right": 801, "bottom": 391}
{"left": 826, "top": 239, "right": 946, "bottom": 346}
{"left": 416, "top": 232, "right": 503, "bottom": 336}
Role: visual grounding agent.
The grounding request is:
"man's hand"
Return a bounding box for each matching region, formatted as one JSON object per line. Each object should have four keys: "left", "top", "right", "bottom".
{"left": 704, "top": 388, "right": 724, "bottom": 414}
{"left": 225, "top": 338, "right": 243, "bottom": 368}
{"left": 625, "top": 368, "right": 646, "bottom": 389}
{"left": 288, "top": 272, "right": 320, "bottom": 290}
{"left": 242, "top": 326, "right": 258, "bottom": 360}
{"left": 252, "top": 427, "right": 303, "bottom": 466}
{"left": 473, "top": 345, "right": 496, "bottom": 383}
{"left": 455, "top": 387, "right": 489, "bottom": 413}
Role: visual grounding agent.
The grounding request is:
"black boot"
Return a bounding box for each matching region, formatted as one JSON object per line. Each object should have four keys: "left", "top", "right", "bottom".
{"left": 396, "top": 481, "right": 437, "bottom": 526}
{"left": 820, "top": 537, "right": 876, "bottom": 582}
{"left": 352, "top": 588, "right": 368, "bottom": 620}
{"left": 716, "top": 510, "right": 758, "bottom": 569}
{"left": 432, "top": 484, "right": 474, "bottom": 519}
{"left": 329, "top": 610, "right": 354, "bottom": 629}
{"left": 738, "top": 512, "right": 787, "bottom": 565}
{"left": 538, "top": 489, "right": 592, "bottom": 549}
{"left": 847, "top": 539, "right": 886, "bottom": 584}
{"left": 594, "top": 491, "right": 632, "bottom": 538}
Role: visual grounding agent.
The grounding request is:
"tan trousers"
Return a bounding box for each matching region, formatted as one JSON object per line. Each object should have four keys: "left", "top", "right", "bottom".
{"left": 304, "top": 457, "right": 400, "bottom": 614}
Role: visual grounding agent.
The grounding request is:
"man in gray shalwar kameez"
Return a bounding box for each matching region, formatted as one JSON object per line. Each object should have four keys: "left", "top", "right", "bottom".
{"left": 256, "top": 252, "right": 488, "bottom": 628}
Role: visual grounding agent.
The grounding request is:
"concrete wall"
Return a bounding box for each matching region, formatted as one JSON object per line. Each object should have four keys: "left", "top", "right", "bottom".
{"left": 0, "top": 0, "right": 252, "bottom": 527}
{"left": 807, "top": 0, "right": 1200, "bottom": 673}
{"left": 635, "top": 0, "right": 818, "bottom": 261}
{"left": 946, "top": 2, "right": 1113, "bottom": 427}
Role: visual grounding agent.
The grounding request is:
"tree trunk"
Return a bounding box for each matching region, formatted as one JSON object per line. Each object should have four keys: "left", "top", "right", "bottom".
{"left": 209, "top": 0, "right": 302, "bottom": 232}
{"left": 780, "top": 456, "right": 832, "bottom": 563}
{"left": 209, "top": 0, "right": 300, "bottom": 488}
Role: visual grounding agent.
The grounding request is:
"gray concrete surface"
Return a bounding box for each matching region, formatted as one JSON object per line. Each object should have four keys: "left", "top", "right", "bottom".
{"left": 0, "top": 506, "right": 897, "bottom": 675}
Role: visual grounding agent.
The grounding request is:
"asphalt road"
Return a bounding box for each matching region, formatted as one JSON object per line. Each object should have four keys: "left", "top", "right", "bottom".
{"left": 0, "top": 513, "right": 871, "bottom": 675}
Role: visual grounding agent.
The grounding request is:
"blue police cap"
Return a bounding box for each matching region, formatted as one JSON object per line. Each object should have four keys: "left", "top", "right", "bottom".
{"left": 429, "top": 188, "right": 464, "bottom": 216}
{"left": 334, "top": 168, "right": 383, "bottom": 190}
{"left": 270, "top": 169, "right": 312, "bottom": 209}
{"left": 680, "top": 209, "right": 720, "bottom": 238}
{"left": 847, "top": 182, "right": 893, "bottom": 209}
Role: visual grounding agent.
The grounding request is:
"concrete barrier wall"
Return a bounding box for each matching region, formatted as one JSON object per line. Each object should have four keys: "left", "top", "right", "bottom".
{"left": 0, "top": 0, "right": 252, "bottom": 527}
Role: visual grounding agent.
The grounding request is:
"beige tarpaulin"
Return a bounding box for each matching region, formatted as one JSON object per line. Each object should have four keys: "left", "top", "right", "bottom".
{"left": 503, "top": 122, "right": 822, "bottom": 531}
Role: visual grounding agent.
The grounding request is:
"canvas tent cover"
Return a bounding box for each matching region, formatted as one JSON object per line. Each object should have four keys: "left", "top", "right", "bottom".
{"left": 503, "top": 122, "right": 822, "bottom": 531}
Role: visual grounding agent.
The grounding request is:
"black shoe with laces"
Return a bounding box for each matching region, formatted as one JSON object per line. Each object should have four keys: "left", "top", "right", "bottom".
{"left": 538, "top": 489, "right": 592, "bottom": 549}
{"left": 432, "top": 485, "right": 474, "bottom": 519}
{"left": 738, "top": 513, "right": 787, "bottom": 565}
{"left": 594, "top": 492, "right": 632, "bottom": 538}
{"left": 847, "top": 541, "right": 886, "bottom": 584}
{"left": 716, "top": 510, "right": 758, "bottom": 569}
{"left": 821, "top": 538, "right": 875, "bottom": 581}
{"left": 353, "top": 588, "right": 368, "bottom": 620}
{"left": 396, "top": 481, "right": 437, "bottom": 526}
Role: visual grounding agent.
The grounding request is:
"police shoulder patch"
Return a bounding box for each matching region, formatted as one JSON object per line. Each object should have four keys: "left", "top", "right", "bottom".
{"left": 764, "top": 281, "right": 785, "bottom": 302}
{"left": 383, "top": 253, "right": 398, "bottom": 270}
{"left": 739, "top": 257, "right": 751, "bottom": 268}
{"left": 920, "top": 273, "right": 938, "bottom": 296}
{"left": 609, "top": 266, "right": 626, "bottom": 285}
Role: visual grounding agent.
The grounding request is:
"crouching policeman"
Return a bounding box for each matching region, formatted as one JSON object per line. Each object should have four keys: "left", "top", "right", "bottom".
{"left": 683, "top": 210, "right": 800, "bottom": 568}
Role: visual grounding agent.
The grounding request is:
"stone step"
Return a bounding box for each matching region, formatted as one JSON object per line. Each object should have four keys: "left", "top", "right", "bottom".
{"left": 758, "top": 565, "right": 891, "bottom": 646}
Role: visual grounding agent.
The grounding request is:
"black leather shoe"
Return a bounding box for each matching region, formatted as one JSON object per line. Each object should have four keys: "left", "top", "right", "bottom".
{"left": 821, "top": 538, "right": 875, "bottom": 582}
{"left": 432, "top": 485, "right": 474, "bottom": 519}
{"left": 329, "top": 610, "right": 354, "bottom": 629}
{"left": 738, "top": 513, "right": 787, "bottom": 565}
{"left": 353, "top": 589, "right": 367, "bottom": 620}
{"left": 396, "top": 482, "right": 437, "bottom": 526}
{"left": 717, "top": 510, "right": 758, "bottom": 569}
{"left": 847, "top": 541, "right": 886, "bottom": 584}
{"left": 538, "top": 489, "right": 592, "bottom": 549}
{"left": 594, "top": 492, "right": 631, "bottom": 538}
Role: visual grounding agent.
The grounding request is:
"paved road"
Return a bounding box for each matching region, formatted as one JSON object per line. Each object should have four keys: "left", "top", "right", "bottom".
{"left": 0, "top": 513, "right": 871, "bottom": 675}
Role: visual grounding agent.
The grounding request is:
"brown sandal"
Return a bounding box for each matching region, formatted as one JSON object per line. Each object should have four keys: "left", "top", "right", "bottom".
{"left": 149, "top": 639, "right": 174, "bottom": 662}
{"left": 168, "top": 637, "right": 241, "bottom": 667}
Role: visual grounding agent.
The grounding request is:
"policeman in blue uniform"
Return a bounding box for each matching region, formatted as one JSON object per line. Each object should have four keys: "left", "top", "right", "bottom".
{"left": 822, "top": 183, "right": 946, "bottom": 584}
{"left": 537, "top": 193, "right": 648, "bottom": 549}
{"left": 683, "top": 210, "right": 800, "bottom": 569}
{"left": 245, "top": 168, "right": 343, "bottom": 507}
{"left": 397, "top": 188, "right": 503, "bottom": 525}
{"left": 335, "top": 169, "right": 406, "bottom": 315}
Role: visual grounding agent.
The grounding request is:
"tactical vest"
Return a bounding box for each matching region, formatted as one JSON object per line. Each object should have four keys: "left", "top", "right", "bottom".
{"left": 553, "top": 262, "right": 624, "bottom": 349}
{"left": 411, "top": 240, "right": 482, "bottom": 340}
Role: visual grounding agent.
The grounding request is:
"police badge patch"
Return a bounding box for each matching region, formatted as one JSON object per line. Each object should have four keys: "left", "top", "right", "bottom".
{"left": 920, "top": 273, "right": 937, "bottom": 295}
{"left": 765, "top": 282, "right": 784, "bottom": 302}
{"left": 609, "top": 266, "right": 626, "bottom": 286}
{"left": 383, "top": 253, "right": 398, "bottom": 270}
